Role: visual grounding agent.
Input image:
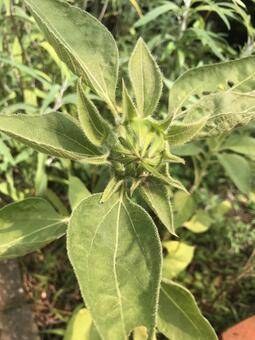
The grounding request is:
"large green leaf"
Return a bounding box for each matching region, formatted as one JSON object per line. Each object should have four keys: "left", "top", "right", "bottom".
{"left": 218, "top": 153, "right": 251, "bottom": 194}
{"left": 170, "top": 56, "right": 255, "bottom": 113}
{"left": 139, "top": 180, "right": 175, "bottom": 235}
{"left": 158, "top": 280, "right": 217, "bottom": 340}
{"left": 0, "top": 198, "right": 67, "bottom": 259}
{"left": 77, "top": 80, "right": 110, "bottom": 146}
{"left": 221, "top": 134, "right": 255, "bottom": 157}
{"left": 129, "top": 38, "right": 162, "bottom": 117}
{"left": 25, "top": 0, "right": 119, "bottom": 106}
{"left": 67, "top": 194, "right": 162, "bottom": 340}
{"left": 0, "top": 112, "right": 107, "bottom": 163}
{"left": 162, "top": 241, "right": 195, "bottom": 279}
{"left": 183, "top": 92, "right": 255, "bottom": 136}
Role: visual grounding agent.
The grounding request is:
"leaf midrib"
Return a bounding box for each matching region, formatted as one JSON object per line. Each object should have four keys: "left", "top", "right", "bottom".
{"left": 0, "top": 220, "right": 65, "bottom": 250}
{"left": 28, "top": 1, "right": 110, "bottom": 102}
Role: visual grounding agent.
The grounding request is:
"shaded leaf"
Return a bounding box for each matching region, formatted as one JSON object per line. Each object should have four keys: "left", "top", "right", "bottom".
{"left": 172, "top": 143, "right": 203, "bottom": 157}
{"left": 0, "top": 198, "right": 67, "bottom": 259}
{"left": 68, "top": 176, "right": 91, "bottom": 210}
{"left": 134, "top": 3, "right": 179, "bottom": 28}
{"left": 221, "top": 134, "right": 255, "bottom": 157}
{"left": 218, "top": 153, "right": 251, "bottom": 194}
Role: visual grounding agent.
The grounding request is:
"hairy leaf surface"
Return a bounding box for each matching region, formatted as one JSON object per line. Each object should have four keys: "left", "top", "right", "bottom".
{"left": 67, "top": 194, "right": 162, "bottom": 340}
{"left": 183, "top": 92, "right": 255, "bottom": 136}
{"left": 0, "top": 198, "right": 67, "bottom": 259}
{"left": 139, "top": 180, "right": 175, "bottom": 235}
{"left": 122, "top": 80, "right": 138, "bottom": 120}
{"left": 0, "top": 112, "right": 107, "bottom": 163}
{"left": 25, "top": 0, "right": 119, "bottom": 105}
{"left": 170, "top": 56, "right": 255, "bottom": 113}
{"left": 129, "top": 38, "right": 162, "bottom": 117}
{"left": 158, "top": 280, "right": 217, "bottom": 340}
{"left": 166, "top": 117, "right": 208, "bottom": 146}
{"left": 77, "top": 81, "right": 110, "bottom": 146}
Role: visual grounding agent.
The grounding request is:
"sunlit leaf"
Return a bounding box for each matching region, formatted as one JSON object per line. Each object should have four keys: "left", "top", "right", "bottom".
{"left": 67, "top": 194, "right": 161, "bottom": 339}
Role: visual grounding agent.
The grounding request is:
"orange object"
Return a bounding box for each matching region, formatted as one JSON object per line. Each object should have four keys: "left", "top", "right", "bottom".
{"left": 221, "top": 316, "right": 255, "bottom": 340}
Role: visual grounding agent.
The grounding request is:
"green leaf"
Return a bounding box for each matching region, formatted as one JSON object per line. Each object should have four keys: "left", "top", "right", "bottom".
{"left": 100, "top": 177, "right": 123, "bottom": 203}
{"left": 0, "top": 112, "right": 108, "bottom": 163}
{"left": 166, "top": 117, "right": 208, "bottom": 146}
{"left": 64, "top": 307, "right": 101, "bottom": 340}
{"left": 158, "top": 280, "right": 217, "bottom": 340}
{"left": 139, "top": 180, "right": 175, "bottom": 235}
{"left": 35, "top": 153, "right": 48, "bottom": 196}
{"left": 170, "top": 56, "right": 255, "bottom": 113}
{"left": 129, "top": 38, "right": 162, "bottom": 117}
{"left": 183, "top": 92, "right": 255, "bottom": 136}
{"left": 218, "top": 153, "right": 251, "bottom": 194}
{"left": 172, "top": 143, "right": 203, "bottom": 157}
{"left": 0, "top": 198, "right": 67, "bottom": 259}
{"left": 64, "top": 308, "right": 93, "bottom": 340}
{"left": 134, "top": 3, "right": 179, "bottom": 28}
{"left": 221, "top": 134, "right": 255, "bottom": 157}
{"left": 122, "top": 80, "right": 138, "bottom": 120}
{"left": 174, "top": 191, "right": 196, "bottom": 228}
{"left": 25, "top": 0, "right": 119, "bottom": 106}
{"left": 67, "top": 194, "right": 162, "bottom": 340}
{"left": 133, "top": 326, "right": 157, "bottom": 340}
{"left": 68, "top": 176, "right": 91, "bottom": 210}
{"left": 77, "top": 80, "right": 110, "bottom": 146}
{"left": 162, "top": 241, "right": 194, "bottom": 279}
{"left": 183, "top": 210, "right": 213, "bottom": 233}
{"left": 143, "top": 164, "right": 188, "bottom": 193}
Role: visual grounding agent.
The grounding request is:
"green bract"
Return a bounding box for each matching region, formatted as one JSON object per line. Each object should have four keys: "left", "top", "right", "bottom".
{"left": 1, "top": 0, "right": 255, "bottom": 339}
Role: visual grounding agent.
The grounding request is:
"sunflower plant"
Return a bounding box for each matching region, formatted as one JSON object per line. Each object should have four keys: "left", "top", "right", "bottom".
{"left": 1, "top": 0, "right": 255, "bottom": 339}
